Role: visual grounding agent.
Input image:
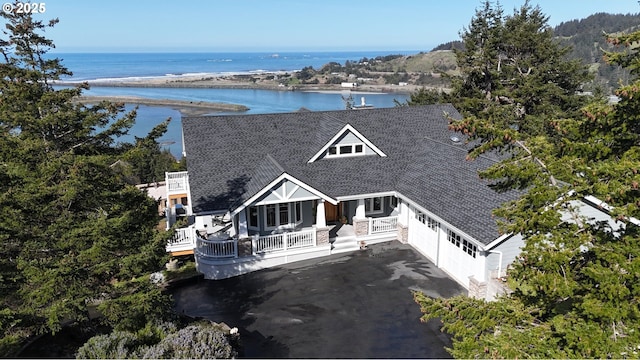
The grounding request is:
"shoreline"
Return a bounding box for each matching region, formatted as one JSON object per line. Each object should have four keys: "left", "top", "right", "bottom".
{"left": 73, "top": 95, "right": 249, "bottom": 116}
{"left": 57, "top": 72, "right": 422, "bottom": 95}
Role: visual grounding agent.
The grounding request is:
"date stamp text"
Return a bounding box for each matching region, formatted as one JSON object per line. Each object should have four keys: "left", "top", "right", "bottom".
{"left": 3, "top": 2, "right": 46, "bottom": 14}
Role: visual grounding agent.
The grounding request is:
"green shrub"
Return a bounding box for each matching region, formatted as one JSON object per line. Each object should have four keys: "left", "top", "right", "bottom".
{"left": 76, "top": 321, "right": 238, "bottom": 359}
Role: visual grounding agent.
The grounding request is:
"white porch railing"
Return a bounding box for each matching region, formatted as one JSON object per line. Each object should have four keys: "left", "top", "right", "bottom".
{"left": 369, "top": 216, "right": 398, "bottom": 234}
{"left": 166, "top": 171, "right": 189, "bottom": 193}
{"left": 196, "top": 237, "right": 238, "bottom": 258}
{"left": 167, "top": 227, "right": 196, "bottom": 251}
{"left": 252, "top": 229, "right": 316, "bottom": 255}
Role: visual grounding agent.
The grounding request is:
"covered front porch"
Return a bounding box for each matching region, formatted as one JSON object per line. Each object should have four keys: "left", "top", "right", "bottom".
{"left": 184, "top": 209, "right": 399, "bottom": 258}
{"left": 168, "top": 200, "right": 399, "bottom": 280}
{"left": 169, "top": 172, "right": 405, "bottom": 278}
{"left": 192, "top": 218, "right": 398, "bottom": 280}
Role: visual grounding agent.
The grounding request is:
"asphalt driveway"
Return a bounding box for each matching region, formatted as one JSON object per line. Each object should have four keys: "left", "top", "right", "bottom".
{"left": 171, "top": 241, "right": 465, "bottom": 358}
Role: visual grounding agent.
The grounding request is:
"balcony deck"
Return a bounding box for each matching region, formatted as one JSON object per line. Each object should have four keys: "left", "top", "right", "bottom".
{"left": 167, "top": 216, "right": 399, "bottom": 279}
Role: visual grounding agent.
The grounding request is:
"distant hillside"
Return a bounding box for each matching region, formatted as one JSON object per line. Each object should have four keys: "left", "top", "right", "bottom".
{"left": 290, "top": 13, "right": 640, "bottom": 92}
{"left": 424, "top": 12, "right": 640, "bottom": 93}
{"left": 555, "top": 12, "right": 640, "bottom": 91}
{"left": 367, "top": 51, "right": 458, "bottom": 74}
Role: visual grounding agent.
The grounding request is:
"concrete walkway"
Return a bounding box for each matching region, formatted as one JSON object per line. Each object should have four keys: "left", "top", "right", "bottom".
{"left": 171, "top": 241, "right": 465, "bottom": 358}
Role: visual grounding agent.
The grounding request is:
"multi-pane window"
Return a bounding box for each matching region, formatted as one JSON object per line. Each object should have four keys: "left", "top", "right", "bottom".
{"left": 416, "top": 211, "right": 439, "bottom": 231}
{"left": 266, "top": 204, "right": 276, "bottom": 227}
{"left": 448, "top": 229, "right": 461, "bottom": 247}
{"left": 327, "top": 143, "right": 365, "bottom": 157}
{"left": 262, "top": 202, "right": 303, "bottom": 229}
{"left": 448, "top": 229, "right": 477, "bottom": 258}
{"left": 427, "top": 217, "right": 439, "bottom": 231}
{"left": 462, "top": 239, "right": 477, "bottom": 258}
{"left": 278, "top": 203, "right": 289, "bottom": 224}
{"left": 339, "top": 145, "right": 352, "bottom": 154}
{"left": 365, "top": 197, "right": 383, "bottom": 214}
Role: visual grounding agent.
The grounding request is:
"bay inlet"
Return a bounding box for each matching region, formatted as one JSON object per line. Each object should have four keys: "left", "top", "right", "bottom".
{"left": 85, "top": 86, "right": 409, "bottom": 157}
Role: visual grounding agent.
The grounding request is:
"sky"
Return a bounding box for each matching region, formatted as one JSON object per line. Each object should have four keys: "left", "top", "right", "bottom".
{"left": 30, "top": 0, "right": 640, "bottom": 53}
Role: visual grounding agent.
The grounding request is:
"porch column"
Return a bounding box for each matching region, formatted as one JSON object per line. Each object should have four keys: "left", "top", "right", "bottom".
{"left": 238, "top": 209, "right": 248, "bottom": 238}
{"left": 398, "top": 200, "right": 409, "bottom": 226}
{"left": 355, "top": 198, "right": 366, "bottom": 219}
{"left": 395, "top": 200, "right": 410, "bottom": 244}
{"left": 316, "top": 199, "right": 326, "bottom": 228}
{"left": 353, "top": 199, "right": 369, "bottom": 237}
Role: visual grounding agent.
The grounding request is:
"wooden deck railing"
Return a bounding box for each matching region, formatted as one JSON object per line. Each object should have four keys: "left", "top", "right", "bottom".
{"left": 166, "top": 171, "right": 189, "bottom": 193}
{"left": 252, "top": 229, "right": 316, "bottom": 255}
{"left": 196, "top": 237, "right": 237, "bottom": 258}
{"left": 167, "top": 227, "right": 196, "bottom": 251}
{"left": 369, "top": 216, "right": 398, "bottom": 234}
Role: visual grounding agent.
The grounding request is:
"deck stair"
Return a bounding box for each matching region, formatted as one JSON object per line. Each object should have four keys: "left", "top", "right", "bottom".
{"left": 330, "top": 235, "right": 360, "bottom": 254}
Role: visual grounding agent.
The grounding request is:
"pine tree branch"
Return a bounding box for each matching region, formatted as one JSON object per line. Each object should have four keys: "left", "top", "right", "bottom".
{"left": 514, "top": 139, "right": 558, "bottom": 186}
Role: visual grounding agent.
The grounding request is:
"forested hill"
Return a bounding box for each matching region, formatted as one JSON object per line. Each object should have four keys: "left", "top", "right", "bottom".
{"left": 555, "top": 12, "right": 640, "bottom": 90}
{"left": 428, "top": 12, "right": 640, "bottom": 92}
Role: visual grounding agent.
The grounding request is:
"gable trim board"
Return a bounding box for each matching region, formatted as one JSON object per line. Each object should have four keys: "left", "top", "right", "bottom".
{"left": 307, "top": 123, "right": 387, "bottom": 163}
{"left": 230, "top": 172, "right": 337, "bottom": 216}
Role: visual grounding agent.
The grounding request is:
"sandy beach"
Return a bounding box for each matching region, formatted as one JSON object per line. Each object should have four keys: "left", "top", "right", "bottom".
{"left": 64, "top": 72, "right": 422, "bottom": 115}
{"left": 74, "top": 95, "right": 249, "bottom": 116}
{"left": 59, "top": 72, "right": 422, "bottom": 94}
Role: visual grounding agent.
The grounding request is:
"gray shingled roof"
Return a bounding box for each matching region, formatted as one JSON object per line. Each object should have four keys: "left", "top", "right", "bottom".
{"left": 182, "top": 104, "right": 519, "bottom": 244}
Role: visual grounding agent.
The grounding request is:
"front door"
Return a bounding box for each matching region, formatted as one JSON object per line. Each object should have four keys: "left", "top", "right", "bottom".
{"left": 325, "top": 202, "right": 340, "bottom": 223}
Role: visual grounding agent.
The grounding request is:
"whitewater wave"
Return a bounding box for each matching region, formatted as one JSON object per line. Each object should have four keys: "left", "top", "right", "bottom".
{"left": 55, "top": 69, "right": 300, "bottom": 83}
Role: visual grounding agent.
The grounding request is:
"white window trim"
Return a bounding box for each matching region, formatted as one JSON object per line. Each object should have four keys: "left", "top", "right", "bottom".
{"left": 307, "top": 124, "right": 387, "bottom": 163}
{"left": 447, "top": 229, "right": 461, "bottom": 248}
{"left": 248, "top": 206, "right": 259, "bottom": 230}
{"left": 262, "top": 202, "right": 303, "bottom": 231}
{"left": 390, "top": 196, "right": 398, "bottom": 209}
{"left": 325, "top": 142, "right": 366, "bottom": 158}
{"left": 365, "top": 197, "right": 384, "bottom": 215}
{"left": 462, "top": 238, "right": 478, "bottom": 258}
{"left": 447, "top": 229, "right": 476, "bottom": 257}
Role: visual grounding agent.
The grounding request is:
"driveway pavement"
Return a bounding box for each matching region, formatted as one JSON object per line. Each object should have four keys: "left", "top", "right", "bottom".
{"left": 171, "top": 241, "right": 465, "bottom": 358}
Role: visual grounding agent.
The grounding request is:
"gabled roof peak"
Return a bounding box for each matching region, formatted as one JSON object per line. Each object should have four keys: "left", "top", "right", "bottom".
{"left": 307, "top": 123, "right": 387, "bottom": 163}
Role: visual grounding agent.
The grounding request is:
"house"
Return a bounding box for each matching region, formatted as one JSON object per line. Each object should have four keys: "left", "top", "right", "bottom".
{"left": 341, "top": 82, "right": 358, "bottom": 88}
{"left": 136, "top": 181, "right": 167, "bottom": 216}
{"left": 166, "top": 104, "right": 535, "bottom": 299}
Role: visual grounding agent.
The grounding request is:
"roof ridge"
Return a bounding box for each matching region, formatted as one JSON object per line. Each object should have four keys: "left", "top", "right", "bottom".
{"left": 320, "top": 111, "right": 346, "bottom": 125}
{"left": 421, "top": 134, "right": 501, "bottom": 164}
{"left": 264, "top": 153, "right": 286, "bottom": 173}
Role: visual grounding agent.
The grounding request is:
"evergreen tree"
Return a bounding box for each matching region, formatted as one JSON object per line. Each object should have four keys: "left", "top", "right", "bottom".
{"left": 414, "top": 8, "right": 640, "bottom": 359}
{"left": 0, "top": 9, "right": 172, "bottom": 356}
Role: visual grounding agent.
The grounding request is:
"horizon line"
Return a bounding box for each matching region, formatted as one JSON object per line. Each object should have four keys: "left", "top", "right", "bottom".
{"left": 49, "top": 49, "right": 430, "bottom": 54}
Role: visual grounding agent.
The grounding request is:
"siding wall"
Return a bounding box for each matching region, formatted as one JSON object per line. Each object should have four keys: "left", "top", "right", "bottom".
{"left": 485, "top": 234, "right": 525, "bottom": 278}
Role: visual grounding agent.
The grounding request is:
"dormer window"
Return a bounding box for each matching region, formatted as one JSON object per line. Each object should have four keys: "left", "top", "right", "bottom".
{"left": 327, "top": 143, "right": 365, "bottom": 157}
{"left": 307, "top": 124, "right": 386, "bottom": 163}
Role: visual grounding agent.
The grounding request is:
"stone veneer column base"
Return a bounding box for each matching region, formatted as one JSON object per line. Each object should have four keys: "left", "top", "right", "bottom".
{"left": 353, "top": 218, "right": 369, "bottom": 237}
{"left": 468, "top": 276, "right": 487, "bottom": 300}
{"left": 397, "top": 223, "right": 408, "bottom": 244}
{"left": 315, "top": 227, "right": 330, "bottom": 245}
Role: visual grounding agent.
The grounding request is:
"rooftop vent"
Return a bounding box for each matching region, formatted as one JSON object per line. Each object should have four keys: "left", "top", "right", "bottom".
{"left": 450, "top": 135, "right": 461, "bottom": 143}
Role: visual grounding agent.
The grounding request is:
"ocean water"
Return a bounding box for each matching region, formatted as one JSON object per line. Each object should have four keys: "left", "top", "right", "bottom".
{"left": 53, "top": 52, "right": 416, "bottom": 81}
{"left": 52, "top": 52, "right": 414, "bottom": 157}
